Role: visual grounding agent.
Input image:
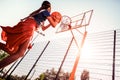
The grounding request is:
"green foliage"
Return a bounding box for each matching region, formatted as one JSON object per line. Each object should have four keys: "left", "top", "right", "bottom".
{"left": 81, "top": 69, "right": 89, "bottom": 80}
{"left": 0, "top": 70, "right": 30, "bottom": 80}
{"left": 0, "top": 67, "right": 70, "bottom": 80}
{"left": 0, "top": 78, "right": 5, "bottom": 80}
{"left": 0, "top": 50, "right": 9, "bottom": 61}
{"left": 35, "top": 68, "right": 70, "bottom": 80}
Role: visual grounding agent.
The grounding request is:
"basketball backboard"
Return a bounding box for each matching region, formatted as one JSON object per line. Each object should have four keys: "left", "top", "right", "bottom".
{"left": 56, "top": 10, "right": 93, "bottom": 33}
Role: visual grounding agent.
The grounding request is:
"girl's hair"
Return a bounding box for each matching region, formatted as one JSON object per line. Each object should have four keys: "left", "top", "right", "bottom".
{"left": 41, "top": 0, "right": 51, "bottom": 9}
{"left": 29, "top": 0, "right": 51, "bottom": 17}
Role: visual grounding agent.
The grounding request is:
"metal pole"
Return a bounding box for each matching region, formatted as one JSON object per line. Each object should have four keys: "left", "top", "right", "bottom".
{"left": 69, "top": 31, "right": 87, "bottom": 80}
{"left": 112, "top": 30, "right": 116, "bottom": 80}
{"left": 55, "top": 37, "right": 74, "bottom": 80}
{"left": 2, "top": 61, "right": 17, "bottom": 78}
{"left": 6, "top": 44, "right": 34, "bottom": 78}
{"left": 24, "top": 41, "right": 50, "bottom": 80}
{"left": 70, "top": 30, "right": 79, "bottom": 48}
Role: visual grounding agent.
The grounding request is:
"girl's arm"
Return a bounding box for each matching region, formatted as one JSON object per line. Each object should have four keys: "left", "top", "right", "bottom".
{"left": 41, "top": 16, "right": 59, "bottom": 31}
{"left": 42, "top": 24, "right": 51, "bottom": 31}
{"left": 47, "top": 16, "right": 59, "bottom": 28}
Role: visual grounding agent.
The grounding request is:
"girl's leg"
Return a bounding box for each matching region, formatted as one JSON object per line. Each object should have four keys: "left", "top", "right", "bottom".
{"left": 0, "top": 39, "right": 30, "bottom": 69}
{"left": 0, "top": 42, "right": 6, "bottom": 50}
{"left": 0, "top": 42, "right": 13, "bottom": 55}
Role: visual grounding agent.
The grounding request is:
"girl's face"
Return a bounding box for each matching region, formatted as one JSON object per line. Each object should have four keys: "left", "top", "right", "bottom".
{"left": 47, "top": 7, "right": 51, "bottom": 13}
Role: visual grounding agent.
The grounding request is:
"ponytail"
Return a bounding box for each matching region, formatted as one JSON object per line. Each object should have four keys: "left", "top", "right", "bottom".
{"left": 29, "top": 1, "right": 51, "bottom": 17}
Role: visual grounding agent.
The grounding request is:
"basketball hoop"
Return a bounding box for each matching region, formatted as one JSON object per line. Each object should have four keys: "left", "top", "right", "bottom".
{"left": 56, "top": 15, "right": 72, "bottom": 33}
{"left": 56, "top": 10, "right": 93, "bottom": 33}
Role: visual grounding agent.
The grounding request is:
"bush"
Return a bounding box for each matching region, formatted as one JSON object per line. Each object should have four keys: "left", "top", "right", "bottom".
{"left": 35, "top": 68, "right": 70, "bottom": 80}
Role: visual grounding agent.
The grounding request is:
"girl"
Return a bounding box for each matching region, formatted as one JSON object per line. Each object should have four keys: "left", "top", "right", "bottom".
{"left": 0, "top": 0, "right": 62, "bottom": 68}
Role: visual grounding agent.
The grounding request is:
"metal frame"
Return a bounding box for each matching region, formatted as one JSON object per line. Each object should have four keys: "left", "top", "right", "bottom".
{"left": 56, "top": 10, "right": 93, "bottom": 33}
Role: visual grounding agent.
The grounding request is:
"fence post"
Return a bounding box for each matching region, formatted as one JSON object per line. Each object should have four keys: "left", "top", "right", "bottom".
{"left": 55, "top": 37, "right": 74, "bottom": 80}
{"left": 24, "top": 41, "right": 50, "bottom": 80}
{"left": 112, "top": 30, "right": 116, "bottom": 80}
{"left": 5, "top": 44, "right": 34, "bottom": 79}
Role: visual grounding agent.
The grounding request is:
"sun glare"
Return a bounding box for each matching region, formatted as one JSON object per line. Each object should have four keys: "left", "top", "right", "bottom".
{"left": 80, "top": 41, "right": 93, "bottom": 59}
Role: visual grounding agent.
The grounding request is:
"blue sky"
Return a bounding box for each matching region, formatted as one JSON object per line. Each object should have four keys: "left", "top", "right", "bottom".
{"left": 0, "top": 0, "right": 120, "bottom": 40}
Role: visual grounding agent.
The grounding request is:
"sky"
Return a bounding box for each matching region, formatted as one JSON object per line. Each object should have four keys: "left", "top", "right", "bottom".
{"left": 0, "top": 0, "right": 120, "bottom": 41}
